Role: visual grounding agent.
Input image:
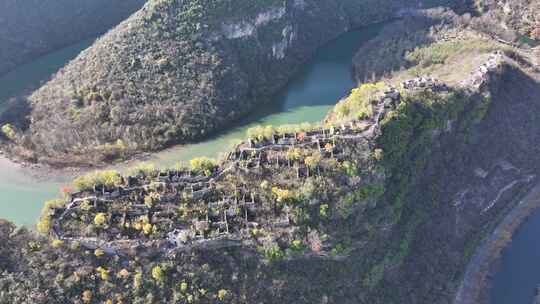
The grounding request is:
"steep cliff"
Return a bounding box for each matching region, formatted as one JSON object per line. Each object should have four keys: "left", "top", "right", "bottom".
{"left": 0, "top": 0, "right": 471, "bottom": 166}
{"left": 471, "top": 0, "right": 540, "bottom": 42}
{"left": 2, "top": 32, "right": 538, "bottom": 303}
{"left": 0, "top": 0, "right": 146, "bottom": 76}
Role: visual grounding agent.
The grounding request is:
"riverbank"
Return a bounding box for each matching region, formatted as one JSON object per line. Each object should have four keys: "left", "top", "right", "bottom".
{"left": 454, "top": 180, "right": 540, "bottom": 304}
{"left": 0, "top": 0, "right": 145, "bottom": 76}
{"left": 0, "top": 22, "right": 382, "bottom": 226}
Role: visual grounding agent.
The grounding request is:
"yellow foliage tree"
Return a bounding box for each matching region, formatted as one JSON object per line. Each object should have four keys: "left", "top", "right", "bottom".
{"left": 189, "top": 157, "right": 217, "bottom": 176}
{"left": 143, "top": 223, "right": 153, "bottom": 235}
{"left": 73, "top": 170, "right": 122, "bottom": 191}
{"left": 37, "top": 199, "right": 64, "bottom": 235}
{"left": 304, "top": 153, "right": 322, "bottom": 169}
{"left": 271, "top": 187, "right": 296, "bottom": 203}
{"left": 96, "top": 266, "right": 110, "bottom": 280}
{"left": 286, "top": 148, "right": 302, "bottom": 161}
{"left": 332, "top": 82, "right": 387, "bottom": 121}
{"left": 218, "top": 289, "right": 228, "bottom": 301}
{"left": 1, "top": 124, "right": 16, "bottom": 140}
{"left": 94, "top": 213, "right": 107, "bottom": 226}
{"left": 133, "top": 271, "right": 143, "bottom": 290}
{"left": 151, "top": 265, "right": 165, "bottom": 283}
{"left": 51, "top": 239, "right": 64, "bottom": 248}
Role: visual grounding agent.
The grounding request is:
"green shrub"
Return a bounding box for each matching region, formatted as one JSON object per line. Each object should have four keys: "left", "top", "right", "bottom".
{"left": 128, "top": 162, "right": 157, "bottom": 177}
{"left": 151, "top": 265, "right": 166, "bottom": 283}
{"left": 331, "top": 82, "right": 386, "bottom": 122}
{"left": 341, "top": 161, "right": 358, "bottom": 177}
{"left": 247, "top": 125, "right": 275, "bottom": 142}
{"left": 319, "top": 204, "right": 329, "bottom": 218}
{"left": 264, "top": 245, "right": 284, "bottom": 262}
{"left": 330, "top": 242, "right": 351, "bottom": 257}
{"left": 271, "top": 187, "right": 298, "bottom": 204}
{"left": 289, "top": 240, "right": 306, "bottom": 254}
{"left": 94, "top": 213, "right": 107, "bottom": 227}
{"left": 1, "top": 124, "right": 16, "bottom": 140}
{"left": 304, "top": 153, "right": 322, "bottom": 169}
{"left": 36, "top": 199, "right": 64, "bottom": 234}
{"left": 189, "top": 157, "right": 217, "bottom": 176}
{"left": 73, "top": 170, "right": 122, "bottom": 191}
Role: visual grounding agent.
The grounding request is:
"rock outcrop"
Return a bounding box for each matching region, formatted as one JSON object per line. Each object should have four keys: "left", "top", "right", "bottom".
{"left": 0, "top": 0, "right": 471, "bottom": 166}
{"left": 1, "top": 35, "right": 539, "bottom": 302}
{"left": 471, "top": 0, "right": 540, "bottom": 42}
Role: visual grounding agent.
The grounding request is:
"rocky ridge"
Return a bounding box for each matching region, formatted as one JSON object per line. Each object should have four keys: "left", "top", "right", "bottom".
{"left": 0, "top": 0, "right": 471, "bottom": 166}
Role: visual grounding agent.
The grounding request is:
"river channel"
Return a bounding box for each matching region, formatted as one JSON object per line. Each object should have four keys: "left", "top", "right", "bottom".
{"left": 0, "top": 25, "right": 383, "bottom": 226}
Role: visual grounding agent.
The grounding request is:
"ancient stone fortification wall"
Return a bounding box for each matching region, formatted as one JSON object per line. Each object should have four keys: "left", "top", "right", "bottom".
{"left": 0, "top": 0, "right": 471, "bottom": 166}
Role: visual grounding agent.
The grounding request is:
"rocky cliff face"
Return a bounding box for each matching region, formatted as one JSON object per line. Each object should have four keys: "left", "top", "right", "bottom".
{"left": 0, "top": 0, "right": 146, "bottom": 76}
{"left": 347, "top": 18, "right": 540, "bottom": 301}
{"left": 0, "top": 0, "right": 471, "bottom": 166}
{"left": 379, "top": 54, "right": 540, "bottom": 304}
{"left": 471, "top": 0, "right": 540, "bottom": 42}
{"left": 3, "top": 34, "right": 538, "bottom": 303}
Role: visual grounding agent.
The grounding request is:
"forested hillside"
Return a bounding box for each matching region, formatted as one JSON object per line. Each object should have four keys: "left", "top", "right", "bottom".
{"left": 0, "top": 0, "right": 146, "bottom": 76}
{"left": 0, "top": 0, "right": 471, "bottom": 166}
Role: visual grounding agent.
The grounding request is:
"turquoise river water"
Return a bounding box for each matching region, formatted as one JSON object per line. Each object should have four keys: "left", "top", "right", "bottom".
{"left": 0, "top": 23, "right": 538, "bottom": 304}
{"left": 0, "top": 26, "right": 383, "bottom": 226}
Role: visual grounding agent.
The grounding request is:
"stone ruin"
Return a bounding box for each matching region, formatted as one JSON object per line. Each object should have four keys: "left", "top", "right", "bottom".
{"left": 49, "top": 79, "right": 454, "bottom": 257}
{"left": 464, "top": 51, "right": 504, "bottom": 89}
{"left": 401, "top": 76, "right": 449, "bottom": 92}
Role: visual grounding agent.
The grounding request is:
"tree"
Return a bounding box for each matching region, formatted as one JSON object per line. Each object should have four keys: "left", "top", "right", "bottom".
{"left": 286, "top": 148, "right": 302, "bottom": 162}
{"left": 94, "top": 248, "right": 105, "bottom": 257}
{"left": 189, "top": 157, "right": 217, "bottom": 176}
{"left": 51, "top": 239, "right": 64, "bottom": 248}
{"left": 318, "top": 203, "right": 329, "bottom": 216}
{"left": 272, "top": 187, "right": 295, "bottom": 204}
{"left": 218, "top": 289, "right": 228, "bottom": 301}
{"left": 144, "top": 193, "right": 160, "bottom": 208}
{"left": 247, "top": 125, "right": 274, "bottom": 142}
{"left": 73, "top": 170, "right": 122, "bottom": 191}
{"left": 94, "top": 213, "right": 107, "bottom": 226}
{"left": 36, "top": 215, "right": 51, "bottom": 235}
{"left": 143, "top": 223, "right": 153, "bottom": 235}
{"left": 96, "top": 266, "right": 110, "bottom": 280}
{"left": 82, "top": 290, "right": 93, "bottom": 303}
{"left": 37, "top": 199, "right": 64, "bottom": 234}
{"left": 1, "top": 124, "right": 16, "bottom": 140}
{"left": 151, "top": 265, "right": 165, "bottom": 283}
{"left": 179, "top": 281, "right": 188, "bottom": 292}
{"left": 304, "top": 153, "right": 322, "bottom": 176}
{"left": 133, "top": 271, "right": 143, "bottom": 290}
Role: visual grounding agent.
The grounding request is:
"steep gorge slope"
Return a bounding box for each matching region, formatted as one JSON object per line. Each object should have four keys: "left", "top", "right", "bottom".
{"left": 471, "top": 0, "right": 540, "bottom": 42}
{"left": 1, "top": 33, "right": 538, "bottom": 303}
{"left": 0, "top": 0, "right": 146, "bottom": 76}
{"left": 0, "top": 0, "right": 471, "bottom": 166}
